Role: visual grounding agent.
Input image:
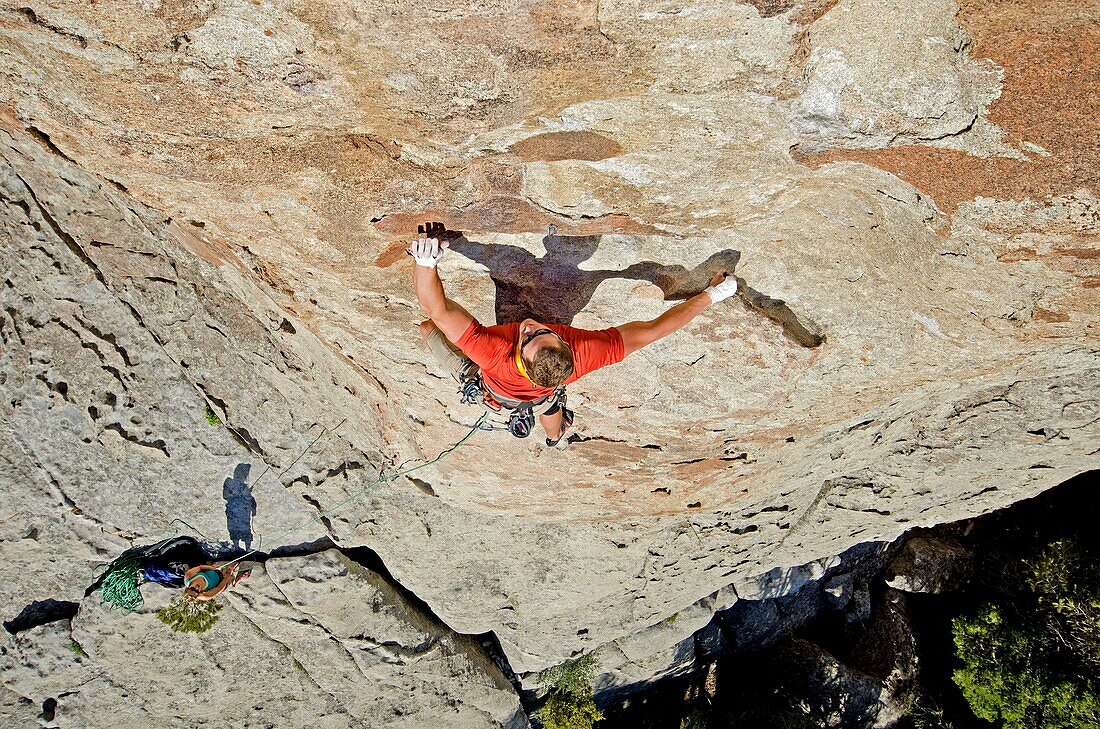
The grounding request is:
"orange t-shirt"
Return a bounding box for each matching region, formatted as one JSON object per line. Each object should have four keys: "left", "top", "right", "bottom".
{"left": 455, "top": 321, "right": 625, "bottom": 402}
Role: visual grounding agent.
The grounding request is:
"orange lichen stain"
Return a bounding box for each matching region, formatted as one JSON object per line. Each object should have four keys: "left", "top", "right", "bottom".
{"left": 168, "top": 219, "right": 224, "bottom": 266}
{"left": 794, "top": 0, "right": 1099, "bottom": 213}
{"left": 1054, "top": 247, "right": 1100, "bottom": 260}
{"left": 742, "top": 0, "right": 837, "bottom": 22}
{"left": 0, "top": 105, "right": 20, "bottom": 133}
{"left": 670, "top": 458, "right": 730, "bottom": 480}
{"left": 997, "top": 248, "right": 1039, "bottom": 263}
{"left": 1033, "top": 308, "right": 1070, "bottom": 323}
{"left": 509, "top": 131, "right": 623, "bottom": 162}
{"left": 374, "top": 240, "right": 411, "bottom": 269}
{"left": 743, "top": 353, "right": 767, "bottom": 368}
{"left": 344, "top": 132, "right": 401, "bottom": 160}
{"left": 1083, "top": 278, "right": 1100, "bottom": 289}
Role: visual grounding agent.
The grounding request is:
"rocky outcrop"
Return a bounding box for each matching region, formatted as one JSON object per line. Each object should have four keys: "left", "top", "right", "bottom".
{"left": 710, "top": 589, "right": 921, "bottom": 729}
{"left": 0, "top": 0, "right": 1097, "bottom": 724}
{"left": 885, "top": 536, "right": 973, "bottom": 594}
{"left": 790, "top": 0, "right": 1003, "bottom": 151}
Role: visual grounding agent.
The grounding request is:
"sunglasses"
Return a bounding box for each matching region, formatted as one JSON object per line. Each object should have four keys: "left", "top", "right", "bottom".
{"left": 519, "top": 328, "right": 560, "bottom": 351}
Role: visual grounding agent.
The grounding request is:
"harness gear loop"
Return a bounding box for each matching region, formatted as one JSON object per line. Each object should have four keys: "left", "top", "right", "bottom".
{"left": 458, "top": 364, "right": 567, "bottom": 439}
{"left": 459, "top": 373, "right": 484, "bottom": 406}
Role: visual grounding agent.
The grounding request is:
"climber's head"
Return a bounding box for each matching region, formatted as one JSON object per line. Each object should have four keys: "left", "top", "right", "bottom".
{"left": 517, "top": 320, "right": 574, "bottom": 388}
{"left": 542, "top": 234, "right": 600, "bottom": 265}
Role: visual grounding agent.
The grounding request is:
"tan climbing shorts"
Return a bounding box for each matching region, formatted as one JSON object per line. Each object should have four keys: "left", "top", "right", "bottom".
{"left": 425, "top": 325, "right": 469, "bottom": 383}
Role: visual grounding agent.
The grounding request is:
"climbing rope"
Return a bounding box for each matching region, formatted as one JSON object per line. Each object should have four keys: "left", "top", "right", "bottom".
{"left": 218, "top": 412, "right": 488, "bottom": 570}
{"left": 93, "top": 413, "right": 489, "bottom": 610}
{"left": 248, "top": 419, "right": 344, "bottom": 493}
{"left": 96, "top": 554, "right": 144, "bottom": 612}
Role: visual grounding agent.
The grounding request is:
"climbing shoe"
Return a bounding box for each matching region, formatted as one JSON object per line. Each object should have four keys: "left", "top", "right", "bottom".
{"left": 545, "top": 407, "right": 574, "bottom": 449}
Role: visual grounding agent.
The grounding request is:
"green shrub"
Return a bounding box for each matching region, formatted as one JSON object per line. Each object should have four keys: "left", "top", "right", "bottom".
{"left": 536, "top": 653, "right": 604, "bottom": 729}
{"left": 156, "top": 596, "right": 223, "bottom": 633}
{"left": 204, "top": 405, "right": 222, "bottom": 425}
{"left": 952, "top": 539, "right": 1100, "bottom": 729}
{"left": 1028, "top": 539, "right": 1100, "bottom": 674}
{"left": 539, "top": 691, "right": 603, "bottom": 729}
{"left": 904, "top": 691, "right": 955, "bottom": 729}
{"left": 679, "top": 706, "right": 709, "bottom": 729}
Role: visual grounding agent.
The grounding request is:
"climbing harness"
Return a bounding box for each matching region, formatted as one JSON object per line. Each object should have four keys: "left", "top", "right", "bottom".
{"left": 460, "top": 372, "right": 566, "bottom": 440}
{"left": 92, "top": 414, "right": 488, "bottom": 612}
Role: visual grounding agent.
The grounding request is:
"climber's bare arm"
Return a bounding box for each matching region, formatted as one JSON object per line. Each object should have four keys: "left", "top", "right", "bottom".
{"left": 411, "top": 244, "right": 473, "bottom": 342}
{"left": 617, "top": 272, "right": 732, "bottom": 356}
{"left": 617, "top": 293, "right": 712, "bottom": 356}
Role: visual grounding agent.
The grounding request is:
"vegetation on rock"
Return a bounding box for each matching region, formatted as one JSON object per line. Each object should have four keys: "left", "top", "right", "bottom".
{"left": 952, "top": 539, "right": 1100, "bottom": 728}
{"left": 156, "top": 597, "right": 223, "bottom": 633}
{"left": 536, "top": 653, "right": 604, "bottom": 729}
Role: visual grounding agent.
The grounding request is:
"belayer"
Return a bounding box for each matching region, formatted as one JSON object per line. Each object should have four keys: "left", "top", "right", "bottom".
{"left": 182, "top": 562, "right": 251, "bottom": 600}
{"left": 410, "top": 222, "right": 740, "bottom": 446}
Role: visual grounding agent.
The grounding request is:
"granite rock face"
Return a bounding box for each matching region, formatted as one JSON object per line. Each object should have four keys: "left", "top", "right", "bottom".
{"left": 0, "top": 0, "right": 1097, "bottom": 724}
{"left": 720, "top": 589, "right": 921, "bottom": 729}
{"left": 790, "top": 0, "right": 1003, "bottom": 151}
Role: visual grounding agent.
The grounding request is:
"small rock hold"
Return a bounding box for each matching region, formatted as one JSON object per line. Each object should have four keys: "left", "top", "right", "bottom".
{"left": 823, "top": 573, "right": 852, "bottom": 607}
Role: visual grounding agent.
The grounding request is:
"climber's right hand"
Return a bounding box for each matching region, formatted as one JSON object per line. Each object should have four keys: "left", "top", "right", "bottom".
{"left": 704, "top": 271, "right": 739, "bottom": 304}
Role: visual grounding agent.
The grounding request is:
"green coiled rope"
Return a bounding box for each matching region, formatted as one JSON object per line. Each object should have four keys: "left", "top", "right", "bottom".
{"left": 96, "top": 554, "right": 144, "bottom": 612}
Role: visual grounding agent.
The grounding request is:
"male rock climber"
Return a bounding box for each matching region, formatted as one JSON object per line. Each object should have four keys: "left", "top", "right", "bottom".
{"left": 410, "top": 222, "right": 739, "bottom": 447}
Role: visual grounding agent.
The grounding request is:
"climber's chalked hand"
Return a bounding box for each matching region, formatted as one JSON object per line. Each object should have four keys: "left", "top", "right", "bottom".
{"left": 408, "top": 224, "right": 448, "bottom": 268}
{"left": 704, "top": 271, "right": 738, "bottom": 303}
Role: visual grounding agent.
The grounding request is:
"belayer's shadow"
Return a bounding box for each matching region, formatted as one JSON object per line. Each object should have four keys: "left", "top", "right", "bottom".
{"left": 223, "top": 463, "right": 257, "bottom": 551}
{"left": 447, "top": 232, "right": 741, "bottom": 324}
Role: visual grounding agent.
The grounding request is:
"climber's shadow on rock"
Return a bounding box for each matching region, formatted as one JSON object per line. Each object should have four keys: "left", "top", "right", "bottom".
{"left": 446, "top": 231, "right": 742, "bottom": 325}
{"left": 223, "top": 463, "right": 257, "bottom": 551}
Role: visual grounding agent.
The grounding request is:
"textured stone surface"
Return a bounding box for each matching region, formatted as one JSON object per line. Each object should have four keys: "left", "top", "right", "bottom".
{"left": 0, "top": 0, "right": 1097, "bottom": 723}
{"left": 796, "top": 0, "right": 1100, "bottom": 212}
{"left": 728, "top": 591, "right": 920, "bottom": 729}
{"left": 0, "top": 550, "right": 526, "bottom": 728}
